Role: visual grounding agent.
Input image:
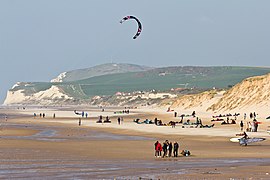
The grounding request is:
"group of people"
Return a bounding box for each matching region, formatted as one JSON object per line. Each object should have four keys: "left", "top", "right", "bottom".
{"left": 244, "top": 120, "right": 259, "bottom": 132}
{"left": 33, "top": 113, "right": 56, "bottom": 118}
{"left": 96, "top": 115, "right": 111, "bottom": 123}
{"left": 154, "top": 140, "right": 180, "bottom": 158}
{"left": 243, "top": 112, "right": 257, "bottom": 120}
{"left": 34, "top": 113, "right": 46, "bottom": 118}
{"left": 95, "top": 116, "right": 124, "bottom": 124}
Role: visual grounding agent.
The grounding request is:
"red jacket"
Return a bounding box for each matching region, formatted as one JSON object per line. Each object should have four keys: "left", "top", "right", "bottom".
{"left": 156, "top": 143, "right": 162, "bottom": 151}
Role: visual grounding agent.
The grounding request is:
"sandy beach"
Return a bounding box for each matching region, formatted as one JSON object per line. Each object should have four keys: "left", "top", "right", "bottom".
{"left": 1, "top": 106, "right": 270, "bottom": 179}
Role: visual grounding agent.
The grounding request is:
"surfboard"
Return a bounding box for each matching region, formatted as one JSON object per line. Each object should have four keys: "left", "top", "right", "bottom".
{"left": 230, "top": 137, "right": 266, "bottom": 144}
{"left": 230, "top": 137, "right": 240, "bottom": 143}
{"left": 239, "top": 137, "right": 266, "bottom": 145}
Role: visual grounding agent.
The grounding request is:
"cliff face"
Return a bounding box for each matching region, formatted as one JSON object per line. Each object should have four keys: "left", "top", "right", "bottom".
{"left": 207, "top": 73, "right": 270, "bottom": 111}
{"left": 4, "top": 85, "right": 74, "bottom": 105}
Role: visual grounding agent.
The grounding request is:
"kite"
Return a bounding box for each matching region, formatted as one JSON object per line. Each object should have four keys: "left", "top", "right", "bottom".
{"left": 120, "top": 15, "right": 142, "bottom": 39}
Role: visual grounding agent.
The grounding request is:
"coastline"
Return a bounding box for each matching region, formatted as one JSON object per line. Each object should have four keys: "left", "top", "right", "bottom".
{"left": 0, "top": 106, "right": 270, "bottom": 179}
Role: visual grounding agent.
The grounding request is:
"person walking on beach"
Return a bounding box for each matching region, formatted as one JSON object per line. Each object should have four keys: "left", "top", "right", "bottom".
{"left": 244, "top": 113, "right": 246, "bottom": 120}
{"left": 79, "top": 118, "right": 81, "bottom": 126}
{"left": 118, "top": 117, "right": 121, "bottom": 125}
{"left": 240, "top": 121, "right": 244, "bottom": 131}
{"left": 173, "top": 142, "right": 179, "bottom": 157}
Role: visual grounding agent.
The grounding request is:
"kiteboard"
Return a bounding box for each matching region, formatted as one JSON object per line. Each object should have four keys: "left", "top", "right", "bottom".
{"left": 230, "top": 137, "right": 241, "bottom": 143}
{"left": 230, "top": 137, "right": 266, "bottom": 145}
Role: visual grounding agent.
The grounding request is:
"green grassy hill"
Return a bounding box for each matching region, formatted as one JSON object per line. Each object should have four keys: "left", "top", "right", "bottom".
{"left": 63, "top": 66, "right": 270, "bottom": 98}
{"left": 8, "top": 66, "right": 270, "bottom": 102}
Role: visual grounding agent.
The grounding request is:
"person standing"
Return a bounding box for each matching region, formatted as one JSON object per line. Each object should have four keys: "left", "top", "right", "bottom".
{"left": 240, "top": 121, "right": 244, "bottom": 131}
{"left": 253, "top": 119, "right": 258, "bottom": 132}
{"left": 247, "top": 122, "right": 252, "bottom": 132}
{"left": 79, "top": 118, "right": 81, "bottom": 126}
{"left": 250, "top": 112, "right": 253, "bottom": 119}
{"left": 173, "top": 142, "right": 179, "bottom": 157}
{"left": 82, "top": 111, "right": 84, "bottom": 118}
{"left": 162, "top": 141, "right": 168, "bottom": 158}
{"left": 154, "top": 141, "right": 159, "bottom": 157}
{"left": 168, "top": 142, "right": 173, "bottom": 157}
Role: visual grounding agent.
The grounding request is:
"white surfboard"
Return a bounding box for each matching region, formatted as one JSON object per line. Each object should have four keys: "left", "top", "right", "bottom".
{"left": 230, "top": 137, "right": 240, "bottom": 143}
{"left": 230, "top": 137, "right": 266, "bottom": 144}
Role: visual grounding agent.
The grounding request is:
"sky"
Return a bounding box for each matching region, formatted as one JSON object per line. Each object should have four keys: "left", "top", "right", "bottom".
{"left": 1, "top": 0, "right": 270, "bottom": 103}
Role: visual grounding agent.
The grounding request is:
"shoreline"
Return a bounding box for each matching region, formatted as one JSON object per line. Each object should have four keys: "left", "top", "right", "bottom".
{"left": 0, "top": 106, "right": 270, "bottom": 179}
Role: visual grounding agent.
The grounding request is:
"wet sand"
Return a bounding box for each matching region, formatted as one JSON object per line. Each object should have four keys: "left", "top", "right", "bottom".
{"left": 0, "top": 107, "right": 270, "bottom": 179}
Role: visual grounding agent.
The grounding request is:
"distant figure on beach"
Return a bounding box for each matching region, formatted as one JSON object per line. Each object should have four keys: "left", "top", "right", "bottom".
{"left": 118, "top": 117, "right": 121, "bottom": 125}
{"left": 173, "top": 142, "right": 179, "bottom": 157}
{"left": 53, "top": 113, "right": 55, "bottom": 118}
{"left": 82, "top": 111, "right": 84, "bottom": 118}
{"left": 253, "top": 119, "right": 258, "bottom": 132}
{"left": 240, "top": 121, "right": 244, "bottom": 131}
{"left": 244, "top": 113, "right": 246, "bottom": 120}
{"left": 79, "top": 118, "right": 81, "bottom": 126}
{"left": 34, "top": 113, "right": 36, "bottom": 118}
{"left": 85, "top": 113, "right": 88, "bottom": 118}
{"left": 162, "top": 141, "right": 168, "bottom": 158}
{"left": 168, "top": 142, "right": 173, "bottom": 157}
{"left": 40, "top": 113, "right": 42, "bottom": 118}
{"left": 154, "top": 141, "right": 162, "bottom": 158}
{"left": 104, "top": 116, "right": 111, "bottom": 123}
{"left": 42, "top": 113, "right": 45, "bottom": 118}
{"left": 174, "top": 112, "right": 177, "bottom": 117}
{"left": 154, "top": 118, "right": 158, "bottom": 125}
{"left": 192, "top": 111, "right": 196, "bottom": 117}
{"left": 247, "top": 122, "right": 252, "bottom": 132}
{"left": 249, "top": 112, "right": 253, "bottom": 119}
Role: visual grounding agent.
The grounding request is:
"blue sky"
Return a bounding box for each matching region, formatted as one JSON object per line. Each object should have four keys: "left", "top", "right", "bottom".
{"left": 1, "top": 0, "right": 270, "bottom": 102}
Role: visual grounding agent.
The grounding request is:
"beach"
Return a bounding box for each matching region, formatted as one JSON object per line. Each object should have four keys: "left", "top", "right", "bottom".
{"left": 0, "top": 106, "right": 270, "bottom": 179}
